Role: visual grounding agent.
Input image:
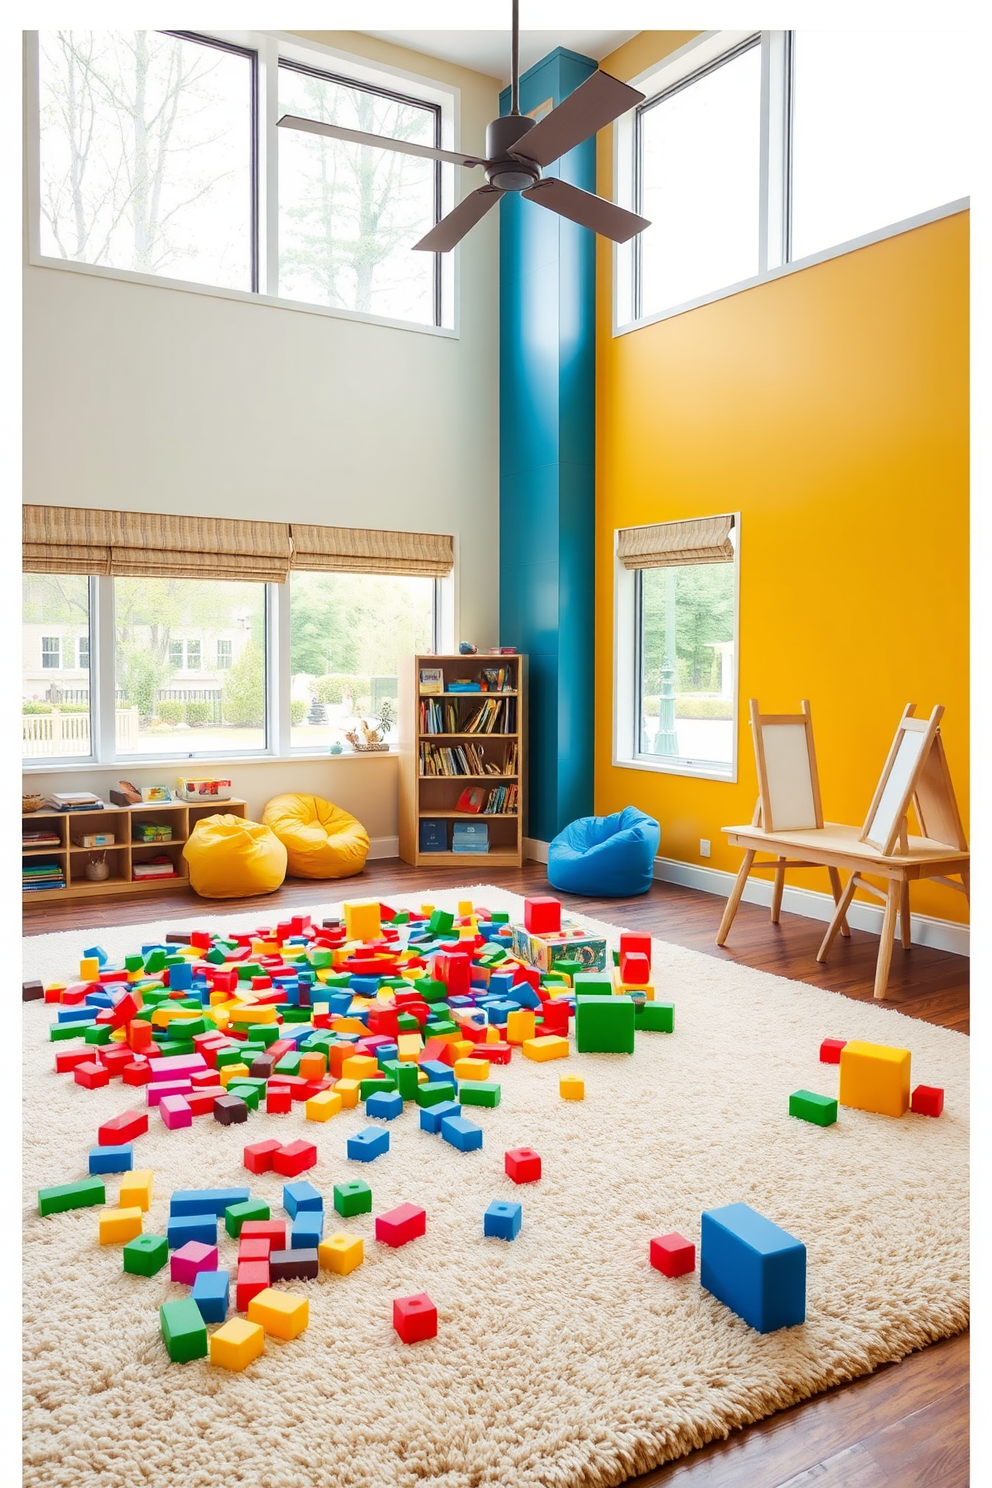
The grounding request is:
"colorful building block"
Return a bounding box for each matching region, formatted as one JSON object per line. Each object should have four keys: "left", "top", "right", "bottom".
{"left": 243, "top": 1139, "right": 283, "bottom": 1174}
{"left": 819, "top": 1038, "right": 847, "bottom": 1064}
{"left": 88, "top": 1144, "right": 133, "bottom": 1175}
{"left": 96, "top": 1110, "right": 149, "bottom": 1146}
{"left": 650, "top": 1232, "right": 695, "bottom": 1277}
{"left": 305, "top": 1089, "right": 343, "bottom": 1122}
{"left": 912, "top": 1084, "right": 944, "bottom": 1117}
{"left": 700, "top": 1203, "right": 806, "bottom": 1333}
{"left": 522, "top": 1035, "right": 570, "bottom": 1062}
{"left": 284, "top": 1180, "right": 322, "bottom": 1217}
{"left": 225, "top": 1199, "right": 271, "bottom": 1238}
{"left": 235, "top": 1260, "right": 271, "bottom": 1311}
{"left": 291, "top": 1211, "right": 323, "bottom": 1249}
{"left": 333, "top": 1179, "right": 372, "bottom": 1217}
{"left": 123, "top": 1233, "right": 168, "bottom": 1276}
{"left": 319, "top": 1233, "right": 365, "bottom": 1274}
{"left": 38, "top": 1178, "right": 105, "bottom": 1216}
{"left": 523, "top": 896, "right": 562, "bottom": 934}
{"left": 460, "top": 1081, "right": 501, "bottom": 1108}
{"left": 160, "top": 1094, "right": 193, "bottom": 1129}
{"left": 167, "top": 1214, "right": 218, "bottom": 1249}
{"left": 266, "top": 1086, "right": 292, "bottom": 1114}
{"left": 366, "top": 1089, "right": 404, "bottom": 1120}
{"left": 99, "top": 1206, "right": 143, "bottom": 1244}
{"left": 575, "top": 995, "right": 635, "bottom": 1054}
{"left": 170, "top": 1240, "right": 218, "bottom": 1284}
{"left": 119, "top": 1169, "right": 153, "bottom": 1212}
{"left": 838, "top": 1040, "right": 911, "bottom": 1118}
{"left": 636, "top": 1003, "right": 674, "bottom": 1033}
{"left": 248, "top": 1287, "right": 309, "bottom": 1340}
{"left": 343, "top": 899, "right": 382, "bottom": 942}
{"left": 560, "top": 1076, "right": 585, "bottom": 1100}
{"left": 375, "top": 1203, "right": 426, "bottom": 1248}
{"left": 619, "top": 951, "right": 651, "bottom": 987}
{"left": 74, "top": 1061, "right": 110, "bottom": 1089}
{"left": 506, "top": 1009, "right": 536, "bottom": 1045}
{"left": 209, "top": 1317, "right": 264, "bottom": 1371}
{"left": 393, "top": 1292, "right": 437, "bottom": 1343}
{"left": 789, "top": 1090, "right": 838, "bottom": 1127}
{"left": 484, "top": 1200, "right": 522, "bottom": 1240}
{"left": 453, "top": 1057, "right": 490, "bottom": 1081}
{"left": 240, "top": 1219, "right": 286, "bottom": 1246}
{"left": 171, "top": 1187, "right": 250, "bottom": 1216}
{"left": 440, "top": 1115, "right": 482, "bottom": 1152}
{"left": 505, "top": 1147, "right": 541, "bottom": 1183}
{"left": 272, "top": 1140, "right": 318, "bottom": 1177}
{"left": 192, "top": 1267, "right": 230, "bottom": 1322}
{"left": 347, "top": 1127, "right": 390, "bottom": 1162}
{"left": 160, "top": 1298, "right": 208, "bottom": 1362}
{"left": 268, "top": 1247, "right": 320, "bottom": 1281}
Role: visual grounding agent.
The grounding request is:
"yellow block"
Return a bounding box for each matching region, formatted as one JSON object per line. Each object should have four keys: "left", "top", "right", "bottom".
{"left": 454, "top": 1057, "right": 490, "bottom": 1082}
{"left": 343, "top": 899, "right": 382, "bottom": 942}
{"left": 79, "top": 957, "right": 100, "bottom": 982}
{"left": 319, "top": 1233, "right": 364, "bottom": 1275}
{"left": 46, "top": 982, "right": 67, "bottom": 996}
{"left": 838, "top": 1040, "right": 911, "bottom": 1117}
{"left": 119, "top": 1169, "right": 153, "bottom": 1212}
{"left": 396, "top": 1033, "right": 424, "bottom": 1063}
{"left": 484, "top": 1025, "right": 501, "bottom": 1044}
{"left": 507, "top": 1009, "right": 537, "bottom": 1045}
{"left": 450, "top": 1039, "right": 473, "bottom": 1061}
{"left": 248, "top": 1287, "right": 309, "bottom": 1340}
{"left": 252, "top": 940, "right": 279, "bottom": 954}
{"left": 457, "top": 900, "right": 474, "bottom": 916}
{"left": 417, "top": 1068, "right": 429, "bottom": 1083}
{"left": 560, "top": 1075, "right": 585, "bottom": 1100}
{"left": 305, "top": 1090, "right": 343, "bottom": 1122}
{"left": 219, "top": 1063, "right": 251, "bottom": 1087}
{"left": 110, "top": 1028, "right": 127, "bottom": 1042}
{"left": 230, "top": 1004, "right": 276, "bottom": 1025}
{"left": 209, "top": 1318, "right": 265, "bottom": 1371}
{"left": 341, "top": 1054, "right": 379, "bottom": 1082}
{"left": 331, "top": 1017, "right": 368, "bottom": 1035}
{"left": 99, "top": 1206, "right": 143, "bottom": 1244}
{"left": 522, "top": 1035, "right": 570, "bottom": 1063}
{"left": 150, "top": 1005, "right": 201, "bottom": 1028}
{"left": 420, "top": 903, "right": 434, "bottom": 915}
{"left": 458, "top": 926, "right": 478, "bottom": 940}
{"left": 334, "top": 1078, "right": 361, "bottom": 1109}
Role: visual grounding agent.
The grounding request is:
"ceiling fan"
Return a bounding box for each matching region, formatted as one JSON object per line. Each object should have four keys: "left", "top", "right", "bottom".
{"left": 276, "top": 2, "right": 651, "bottom": 252}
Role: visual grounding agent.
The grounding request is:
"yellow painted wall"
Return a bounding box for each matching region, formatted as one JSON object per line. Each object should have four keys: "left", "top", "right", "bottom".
{"left": 595, "top": 34, "right": 969, "bottom": 925}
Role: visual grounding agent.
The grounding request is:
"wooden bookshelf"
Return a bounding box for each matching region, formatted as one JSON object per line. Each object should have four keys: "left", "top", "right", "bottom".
{"left": 21, "top": 798, "right": 247, "bottom": 903}
{"left": 398, "top": 654, "right": 526, "bottom": 868}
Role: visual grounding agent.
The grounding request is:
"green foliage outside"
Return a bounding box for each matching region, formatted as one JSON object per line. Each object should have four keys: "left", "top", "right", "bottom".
{"left": 222, "top": 641, "right": 265, "bottom": 727}
{"left": 290, "top": 700, "right": 307, "bottom": 726}
{"left": 155, "top": 700, "right": 185, "bottom": 726}
{"left": 314, "top": 673, "right": 367, "bottom": 705}
{"left": 22, "top": 701, "right": 90, "bottom": 714}
{"left": 643, "top": 695, "right": 733, "bottom": 720}
{"left": 185, "top": 701, "right": 213, "bottom": 727}
{"left": 640, "top": 564, "right": 735, "bottom": 695}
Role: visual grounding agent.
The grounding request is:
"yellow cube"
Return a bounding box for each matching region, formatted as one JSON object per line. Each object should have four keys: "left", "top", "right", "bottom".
{"left": 209, "top": 1318, "right": 265, "bottom": 1371}
{"left": 248, "top": 1288, "right": 309, "bottom": 1340}
{"left": 450, "top": 1039, "right": 473, "bottom": 1060}
{"left": 343, "top": 899, "right": 382, "bottom": 942}
{"left": 457, "top": 900, "right": 474, "bottom": 916}
{"left": 839, "top": 1040, "right": 911, "bottom": 1117}
{"left": 341, "top": 1054, "right": 378, "bottom": 1082}
{"left": 458, "top": 925, "right": 478, "bottom": 940}
{"left": 319, "top": 1233, "right": 365, "bottom": 1275}
{"left": 79, "top": 957, "right": 100, "bottom": 982}
{"left": 522, "top": 1035, "right": 570, "bottom": 1063}
{"left": 484, "top": 1025, "right": 501, "bottom": 1044}
{"left": 454, "top": 1057, "right": 490, "bottom": 1082}
{"left": 396, "top": 1033, "right": 424, "bottom": 1063}
{"left": 305, "top": 1090, "right": 343, "bottom": 1122}
{"left": 219, "top": 1063, "right": 251, "bottom": 1087}
{"left": 98, "top": 1206, "right": 144, "bottom": 1244}
{"left": 119, "top": 1169, "right": 153, "bottom": 1212}
{"left": 560, "top": 1076, "right": 585, "bottom": 1100}
{"left": 252, "top": 940, "right": 279, "bottom": 955}
{"left": 507, "top": 1009, "right": 537, "bottom": 1045}
{"left": 334, "top": 1078, "right": 361, "bottom": 1109}
{"left": 420, "top": 903, "right": 434, "bottom": 915}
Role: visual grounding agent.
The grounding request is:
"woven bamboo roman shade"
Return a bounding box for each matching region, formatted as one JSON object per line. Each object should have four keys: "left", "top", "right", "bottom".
{"left": 617, "top": 514, "right": 735, "bottom": 569}
{"left": 289, "top": 524, "right": 454, "bottom": 577}
{"left": 22, "top": 505, "right": 113, "bottom": 575}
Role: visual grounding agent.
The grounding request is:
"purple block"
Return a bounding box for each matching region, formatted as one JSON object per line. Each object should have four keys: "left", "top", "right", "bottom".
{"left": 151, "top": 1053, "right": 208, "bottom": 1078}
{"left": 160, "top": 1094, "right": 193, "bottom": 1129}
{"left": 147, "top": 1078, "right": 193, "bottom": 1106}
{"left": 170, "top": 1239, "right": 218, "bottom": 1284}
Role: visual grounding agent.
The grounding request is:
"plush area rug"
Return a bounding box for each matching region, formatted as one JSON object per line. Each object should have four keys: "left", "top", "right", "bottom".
{"left": 22, "top": 886, "right": 969, "bottom": 1488}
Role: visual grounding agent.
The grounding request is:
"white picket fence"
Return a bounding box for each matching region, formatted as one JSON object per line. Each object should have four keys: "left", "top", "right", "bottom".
{"left": 22, "top": 708, "right": 140, "bottom": 757}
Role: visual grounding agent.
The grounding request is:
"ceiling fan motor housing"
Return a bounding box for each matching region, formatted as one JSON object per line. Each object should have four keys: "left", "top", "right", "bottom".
{"left": 485, "top": 114, "right": 540, "bottom": 192}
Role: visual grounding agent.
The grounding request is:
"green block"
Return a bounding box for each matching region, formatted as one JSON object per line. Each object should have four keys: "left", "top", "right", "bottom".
{"left": 170, "top": 1017, "right": 207, "bottom": 1036}
{"left": 164, "top": 955, "right": 186, "bottom": 968}
{"left": 225, "top": 1198, "right": 271, "bottom": 1237}
{"left": 281, "top": 1007, "right": 312, "bottom": 1023}
{"left": 392, "top": 911, "right": 410, "bottom": 925}
{"left": 491, "top": 912, "right": 509, "bottom": 924}
{"left": 636, "top": 1002, "right": 675, "bottom": 1033}
{"left": 248, "top": 1024, "right": 280, "bottom": 1047}
{"left": 157, "top": 1039, "right": 196, "bottom": 1057}
{"left": 38, "top": 1178, "right": 105, "bottom": 1216}
{"left": 275, "top": 1052, "right": 302, "bottom": 1075}
{"left": 575, "top": 996, "right": 636, "bottom": 1054}
{"left": 416, "top": 1081, "right": 458, "bottom": 1108}
{"left": 359, "top": 1076, "right": 396, "bottom": 1100}
{"left": 427, "top": 1019, "right": 459, "bottom": 1036}
{"left": 84, "top": 1024, "right": 114, "bottom": 1045}
{"left": 428, "top": 909, "right": 454, "bottom": 935}
{"left": 333, "top": 1179, "right": 372, "bottom": 1217}
{"left": 611, "top": 949, "right": 621, "bottom": 966}
{"left": 309, "top": 949, "right": 333, "bottom": 969}
{"left": 320, "top": 973, "right": 352, "bottom": 988}
{"left": 393, "top": 1064, "right": 420, "bottom": 1100}
{"left": 49, "top": 1021, "right": 93, "bottom": 1042}
{"left": 214, "top": 1045, "right": 245, "bottom": 1069}
{"left": 460, "top": 1081, "right": 501, "bottom": 1108}
{"left": 789, "top": 1089, "right": 838, "bottom": 1127}
{"left": 396, "top": 1012, "right": 421, "bottom": 1033}
{"left": 226, "top": 1083, "right": 261, "bottom": 1110}
{"left": 572, "top": 973, "right": 613, "bottom": 998}
{"left": 541, "top": 972, "right": 568, "bottom": 988}
{"left": 160, "top": 1298, "right": 208, "bottom": 1362}
{"left": 125, "top": 954, "right": 144, "bottom": 972}
{"left": 144, "top": 950, "right": 167, "bottom": 974}
{"left": 205, "top": 947, "right": 227, "bottom": 964}
{"left": 551, "top": 959, "right": 583, "bottom": 979}
{"left": 413, "top": 978, "right": 448, "bottom": 1003}
{"left": 238, "top": 964, "right": 263, "bottom": 981}
{"left": 485, "top": 945, "right": 507, "bottom": 962}
{"left": 123, "top": 1233, "right": 169, "bottom": 1276}
{"left": 139, "top": 988, "right": 170, "bottom": 1005}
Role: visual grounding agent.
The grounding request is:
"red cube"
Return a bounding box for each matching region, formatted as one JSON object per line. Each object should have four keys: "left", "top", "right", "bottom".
{"left": 238, "top": 1237, "right": 272, "bottom": 1262}
{"left": 512, "top": 966, "right": 541, "bottom": 992}
{"left": 484, "top": 1041, "right": 513, "bottom": 1065}
{"left": 375, "top": 1203, "right": 427, "bottom": 1248}
{"left": 122, "top": 1060, "right": 153, "bottom": 1087}
{"left": 272, "top": 1139, "right": 317, "bottom": 1177}
{"left": 55, "top": 1048, "right": 96, "bottom": 1074}
{"left": 190, "top": 931, "right": 212, "bottom": 950}
{"left": 524, "top": 896, "right": 561, "bottom": 934}
{"left": 819, "top": 1038, "right": 848, "bottom": 1064}
{"left": 911, "top": 1084, "right": 944, "bottom": 1117}
{"left": 266, "top": 1086, "right": 292, "bottom": 1115}
{"left": 619, "top": 951, "right": 651, "bottom": 987}
{"left": 619, "top": 932, "right": 652, "bottom": 965}
{"left": 98, "top": 1109, "right": 149, "bottom": 1145}
{"left": 235, "top": 1261, "right": 270, "bottom": 1312}
{"left": 650, "top": 1232, "right": 696, "bottom": 1277}
{"left": 505, "top": 1147, "right": 542, "bottom": 1184}
{"left": 244, "top": 1138, "right": 283, "bottom": 1175}
{"left": 368, "top": 1008, "right": 399, "bottom": 1038}
{"left": 187, "top": 1086, "right": 226, "bottom": 1115}
{"left": 434, "top": 953, "right": 470, "bottom": 998}
{"left": 74, "top": 1061, "right": 110, "bottom": 1090}
{"left": 393, "top": 1292, "right": 437, "bottom": 1344}
{"left": 538, "top": 1002, "right": 570, "bottom": 1037}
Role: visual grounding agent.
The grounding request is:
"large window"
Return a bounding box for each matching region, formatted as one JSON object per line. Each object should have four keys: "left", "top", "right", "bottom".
{"left": 23, "top": 575, "right": 93, "bottom": 760}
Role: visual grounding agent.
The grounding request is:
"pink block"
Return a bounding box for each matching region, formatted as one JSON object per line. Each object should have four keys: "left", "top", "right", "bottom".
{"left": 170, "top": 1240, "right": 218, "bottom": 1284}
{"left": 151, "top": 1053, "right": 208, "bottom": 1078}
{"left": 147, "top": 1078, "right": 192, "bottom": 1106}
{"left": 160, "top": 1094, "right": 193, "bottom": 1129}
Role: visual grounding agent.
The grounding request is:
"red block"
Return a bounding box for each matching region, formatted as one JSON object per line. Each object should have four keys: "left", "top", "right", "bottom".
{"left": 619, "top": 951, "right": 651, "bottom": 987}
{"left": 434, "top": 953, "right": 470, "bottom": 998}
{"left": 290, "top": 915, "right": 310, "bottom": 934}
{"left": 210, "top": 970, "right": 238, "bottom": 993}
{"left": 512, "top": 966, "right": 541, "bottom": 991}
{"left": 505, "top": 1147, "right": 541, "bottom": 1184}
{"left": 61, "top": 985, "right": 91, "bottom": 1006}
{"left": 538, "top": 1002, "right": 570, "bottom": 1037}
{"left": 650, "top": 1232, "right": 696, "bottom": 1277}
{"left": 98, "top": 1109, "right": 148, "bottom": 1145}
{"left": 266, "top": 1039, "right": 295, "bottom": 1064}
{"left": 74, "top": 1061, "right": 110, "bottom": 1090}
{"left": 272, "top": 1139, "right": 317, "bottom": 1177}
{"left": 95, "top": 990, "right": 141, "bottom": 1029}
{"left": 367, "top": 1008, "right": 399, "bottom": 1038}
{"left": 190, "top": 931, "right": 212, "bottom": 950}
{"left": 911, "top": 1084, "right": 944, "bottom": 1117}
{"left": 241, "top": 1220, "right": 286, "bottom": 1246}
{"left": 375, "top": 1203, "right": 427, "bottom": 1248}
{"left": 243, "top": 1139, "right": 283, "bottom": 1174}
{"left": 437, "top": 1042, "right": 462, "bottom": 1068}
{"left": 485, "top": 1041, "right": 513, "bottom": 1065}
{"left": 122, "top": 1061, "right": 153, "bottom": 1087}
{"left": 280, "top": 1076, "right": 312, "bottom": 1103}
{"left": 187, "top": 1086, "right": 226, "bottom": 1115}
{"left": 393, "top": 1292, "right": 437, "bottom": 1344}
{"left": 235, "top": 1261, "right": 270, "bottom": 1312}
{"left": 524, "top": 896, "right": 561, "bottom": 934}
{"left": 55, "top": 1048, "right": 95, "bottom": 1074}
{"left": 188, "top": 1069, "right": 219, "bottom": 1089}
{"left": 160, "top": 1094, "right": 192, "bottom": 1130}
{"left": 128, "top": 1020, "right": 154, "bottom": 1053}
{"left": 619, "top": 932, "right": 652, "bottom": 967}
{"left": 421, "top": 1036, "right": 454, "bottom": 1065}
{"left": 819, "top": 1038, "right": 847, "bottom": 1064}
{"left": 98, "top": 1045, "right": 135, "bottom": 1077}
{"left": 265, "top": 1086, "right": 292, "bottom": 1114}
{"left": 238, "top": 1237, "right": 272, "bottom": 1261}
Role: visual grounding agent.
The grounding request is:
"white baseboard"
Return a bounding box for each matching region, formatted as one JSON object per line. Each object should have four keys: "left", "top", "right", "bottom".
{"left": 521, "top": 839, "right": 969, "bottom": 958}
{"left": 368, "top": 836, "right": 400, "bottom": 860}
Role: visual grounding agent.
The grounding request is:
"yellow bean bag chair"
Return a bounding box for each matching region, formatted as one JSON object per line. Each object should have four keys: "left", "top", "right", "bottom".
{"left": 262, "top": 793, "right": 370, "bottom": 880}
{"left": 183, "top": 814, "right": 287, "bottom": 899}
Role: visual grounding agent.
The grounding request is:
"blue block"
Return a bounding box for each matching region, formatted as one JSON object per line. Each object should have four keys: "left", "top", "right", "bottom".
{"left": 291, "top": 1212, "right": 324, "bottom": 1249}
{"left": 83, "top": 991, "right": 114, "bottom": 1008}
{"left": 349, "top": 976, "right": 380, "bottom": 996}
{"left": 83, "top": 945, "right": 109, "bottom": 966}
{"left": 325, "top": 992, "right": 354, "bottom": 1017}
{"left": 511, "top": 984, "right": 543, "bottom": 1010}
{"left": 169, "top": 1187, "right": 250, "bottom": 1217}
{"left": 375, "top": 1043, "right": 399, "bottom": 1066}
{"left": 447, "top": 994, "right": 474, "bottom": 1009}
{"left": 482, "top": 998, "right": 519, "bottom": 1023}
{"left": 88, "top": 1143, "right": 133, "bottom": 1174}
{"left": 366, "top": 1089, "right": 404, "bottom": 1120}
{"left": 440, "top": 1115, "right": 483, "bottom": 1152}
{"left": 419, "top": 1060, "right": 457, "bottom": 1086}
{"left": 419, "top": 1099, "right": 462, "bottom": 1134}
{"left": 700, "top": 1203, "right": 806, "bottom": 1333}
{"left": 167, "top": 961, "right": 193, "bottom": 990}
{"left": 283, "top": 1181, "right": 322, "bottom": 1217}
{"left": 192, "top": 1268, "right": 229, "bottom": 1323}
{"left": 57, "top": 1005, "right": 100, "bottom": 1023}
{"left": 484, "top": 1200, "right": 522, "bottom": 1240}
{"left": 347, "top": 1127, "right": 390, "bottom": 1162}
{"left": 487, "top": 972, "right": 516, "bottom": 998}
{"left": 279, "top": 979, "right": 300, "bottom": 1005}
{"left": 167, "top": 1213, "right": 218, "bottom": 1249}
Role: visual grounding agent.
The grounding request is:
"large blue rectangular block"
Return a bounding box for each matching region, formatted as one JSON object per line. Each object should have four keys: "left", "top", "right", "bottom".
{"left": 366, "top": 1089, "right": 404, "bottom": 1120}
{"left": 419, "top": 1060, "right": 457, "bottom": 1087}
{"left": 192, "top": 1267, "right": 229, "bottom": 1323}
{"left": 88, "top": 1144, "right": 133, "bottom": 1174}
{"left": 170, "top": 1187, "right": 250, "bottom": 1217}
{"left": 440, "top": 1115, "right": 483, "bottom": 1153}
{"left": 347, "top": 1127, "right": 390, "bottom": 1162}
{"left": 700, "top": 1203, "right": 806, "bottom": 1333}
{"left": 283, "top": 1181, "right": 322, "bottom": 1217}
{"left": 167, "top": 961, "right": 193, "bottom": 990}
{"left": 291, "top": 1212, "right": 324, "bottom": 1249}
{"left": 167, "top": 1213, "right": 218, "bottom": 1249}
{"left": 419, "top": 1099, "right": 462, "bottom": 1134}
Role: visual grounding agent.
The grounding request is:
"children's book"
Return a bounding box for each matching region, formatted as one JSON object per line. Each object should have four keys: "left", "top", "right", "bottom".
{"left": 455, "top": 786, "right": 485, "bottom": 813}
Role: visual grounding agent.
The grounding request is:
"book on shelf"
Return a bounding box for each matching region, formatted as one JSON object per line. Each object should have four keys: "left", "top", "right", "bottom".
{"left": 23, "top": 859, "right": 66, "bottom": 890}
{"left": 419, "top": 739, "right": 518, "bottom": 777}
{"left": 419, "top": 667, "right": 444, "bottom": 695}
{"left": 455, "top": 786, "right": 486, "bottom": 813}
{"left": 22, "top": 831, "right": 62, "bottom": 847}
{"left": 482, "top": 783, "right": 518, "bottom": 815}
{"left": 132, "top": 857, "right": 179, "bottom": 880}
{"left": 43, "top": 791, "right": 105, "bottom": 810}
{"left": 418, "top": 818, "right": 448, "bottom": 853}
{"left": 452, "top": 821, "right": 489, "bottom": 853}
{"left": 480, "top": 667, "right": 514, "bottom": 692}
{"left": 448, "top": 680, "right": 481, "bottom": 693}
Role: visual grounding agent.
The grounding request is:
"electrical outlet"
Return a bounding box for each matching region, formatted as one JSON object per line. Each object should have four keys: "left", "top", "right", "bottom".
{"left": 699, "top": 839, "right": 711, "bottom": 858}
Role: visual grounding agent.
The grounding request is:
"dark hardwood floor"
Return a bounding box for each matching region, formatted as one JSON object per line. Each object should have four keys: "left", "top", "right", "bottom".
{"left": 23, "top": 859, "right": 970, "bottom": 1487}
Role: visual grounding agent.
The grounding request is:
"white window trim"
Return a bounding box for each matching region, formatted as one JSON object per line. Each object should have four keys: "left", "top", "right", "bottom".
{"left": 24, "top": 29, "right": 462, "bottom": 338}
{"left": 612, "top": 30, "right": 970, "bottom": 336}
{"left": 612, "top": 517, "right": 741, "bottom": 784}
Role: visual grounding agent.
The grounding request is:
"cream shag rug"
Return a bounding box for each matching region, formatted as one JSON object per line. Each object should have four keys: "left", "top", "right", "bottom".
{"left": 22, "top": 886, "right": 969, "bottom": 1488}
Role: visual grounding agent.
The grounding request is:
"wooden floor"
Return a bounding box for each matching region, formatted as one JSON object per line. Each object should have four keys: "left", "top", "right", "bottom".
{"left": 23, "top": 860, "right": 970, "bottom": 1487}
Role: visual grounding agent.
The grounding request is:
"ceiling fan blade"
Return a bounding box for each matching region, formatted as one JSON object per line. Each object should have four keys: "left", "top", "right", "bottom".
{"left": 522, "top": 178, "right": 650, "bottom": 243}
{"left": 412, "top": 187, "right": 503, "bottom": 252}
{"left": 276, "top": 114, "right": 487, "bottom": 169}
{"left": 508, "top": 71, "right": 645, "bottom": 168}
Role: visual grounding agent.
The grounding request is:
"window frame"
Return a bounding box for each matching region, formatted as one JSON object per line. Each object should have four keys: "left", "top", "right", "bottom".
{"left": 614, "top": 30, "right": 970, "bottom": 335}
{"left": 41, "top": 635, "right": 61, "bottom": 669}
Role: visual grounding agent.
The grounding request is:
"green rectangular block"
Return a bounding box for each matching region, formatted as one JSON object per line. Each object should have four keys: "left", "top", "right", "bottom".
{"left": 459, "top": 1081, "right": 501, "bottom": 1108}
{"left": 50, "top": 1021, "right": 94, "bottom": 1042}
{"left": 248, "top": 1024, "right": 280, "bottom": 1047}
{"left": 359, "top": 1076, "right": 396, "bottom": 1100}
{"left": 575, "top": 995, "right": 635, "bottom": 1054}
{"left": 321, "top": 973, "right": 353, "bottom": 988}
{"left": 281, "top": 1007, "right": 312, "bottom": 1023}
{"left": 416, "top": 1081, "right": 457, "bottom": 1108}
{"left": 393, "top": 1064, "right": 420, "bottom": 1100}
{"left": 396, "top": 1013, "right": 421, "bottom": 1033}
{"left": 491, "top": 912, "right": 509, "bottom": 924}
{"left": 413, "top": 978, "right": 448, "bottom": 1002}
{"left": 144, "top": 950, "right": 167, "bottom": 974}
{"left": 123, "top": 1233, "right": 169, "bottom": 1276}
{"left": 428, "top": 909, "right": 454, "bottom": 935}
{"left": 309, "top": 949, "right": 333, "bottom": 968}
{"left": 160, "top": 1298, "right": 208, "bottom": 1362}
{"left": 572, "top": 974, "right": 613, "bottom": 998}
{"left": 84, "top": 1024, "right": 114, "bottom": 1045}
{"left": 205, "top": 947, "right": 227, "bottom": 964}
{"left": 225, "top": 1198, "right": 271, "bottom": 1237}
{"left": 427, "top": 1019, "right": 459, "bottom": 1036}
{"left": 333, "top": 1179, "right": 372, "bottom": 1217}
{"left": 238, "top": 964, "right": 263, "bottom": 980}
{"left": 275, "top": 1052, "right": 302, "bottom": 1075}
{"left": 139, "top": 988, "right": 170, "bottom": 1005}
{"left": 226, "top": 1083, "right": 261, "bottom": 1110}
{"left": 214, "top": 1045, "right": 245, "bottom": 1069}
{"left": 636, "top": 1002, "right": 675, "bottom": 1033}
{"left": 38, "top": 1178, "right": 105, "bottom": 1216}
{"left": 789, "top": 1089, "right": 838, "bottom": 1127}
{"left": 392, "top": 912, "right": 410, "bottom": 925}
{"left": 125, "top": 954, "right": 144, "bottom": 972}
{"left": 157, "top": 1039, "right": 196, "bottom": 1057}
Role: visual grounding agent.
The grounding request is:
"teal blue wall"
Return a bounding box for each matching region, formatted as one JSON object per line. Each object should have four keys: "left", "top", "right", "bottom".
{"left": 499, "top": 48, "right": 597, "bottom": 845}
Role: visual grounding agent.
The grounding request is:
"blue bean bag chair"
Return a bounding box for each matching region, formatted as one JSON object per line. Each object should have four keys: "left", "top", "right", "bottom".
{"left": 548, "top": 807, "right": 660, "bottom": 897}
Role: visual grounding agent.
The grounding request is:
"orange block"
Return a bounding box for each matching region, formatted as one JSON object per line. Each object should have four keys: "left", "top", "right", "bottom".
{"left": 454, "top": 1057, "right": 490, "bottom": 1082}
{"left": 298, "top": 1051, "right": 326, "bottom": 1081}
{"left": 522, "top": 1035, "right": 570, "bottom": 1063}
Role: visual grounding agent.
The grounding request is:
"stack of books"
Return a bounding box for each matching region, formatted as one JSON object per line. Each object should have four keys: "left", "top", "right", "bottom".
{"left": 43, "top": 791, "right": 105, "bottom": 811}
{"left": 452, "top": 821, "right": 489, "bottom": 854}
{"left": 482, "top": 783, "right": 518, "bottom": 815}
{"left": 23, "top": 859, "right": 66, "bottom": 892}
{"left": 133, "top": 856, "right": 179, "bottom": 881}
{"left": 134, "top": 823, "right": 173, "bottom": 842}
{"left": 22, "top": 827, "right": 63, "bottom": 849}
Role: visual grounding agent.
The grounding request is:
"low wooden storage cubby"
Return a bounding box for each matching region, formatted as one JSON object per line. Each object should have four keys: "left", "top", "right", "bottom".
{"left": 21, "top": 798, "right": 247, "bottom": 903}
{"left": 398, "top": 653, "right": 526, "bottom": 867}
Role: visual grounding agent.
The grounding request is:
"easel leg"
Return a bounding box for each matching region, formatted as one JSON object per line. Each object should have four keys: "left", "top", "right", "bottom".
{"left": 717, "top": 851, "right": 756, "bottom": 947}
{"left": 827, "top": 867, "right": 851, "bottom": 938}
{"left": 770, "top": 859, "right": 786, "bottom": 924}
{"left": 873, "top": 880, "right": 900, "bottom": 999}
{"left": 817, "top": 873, "right": 859, "bottom": 963}
{"left": 899, "top": 882, "right": 912, "bottom": 950}
{"left": 960, "top": 869, "right": 970, "bottom": 904}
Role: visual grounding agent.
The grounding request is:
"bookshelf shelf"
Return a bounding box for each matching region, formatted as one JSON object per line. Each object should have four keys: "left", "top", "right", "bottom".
{"left": 399, "top": 654, "right": 526, "bottom": 867}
